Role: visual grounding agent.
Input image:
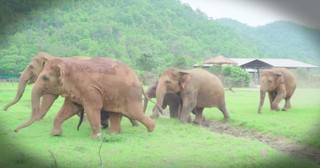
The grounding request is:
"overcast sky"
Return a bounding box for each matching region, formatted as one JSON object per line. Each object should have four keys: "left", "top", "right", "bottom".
{"left": 180, "top": 0, "right": 320, "bottom": 27}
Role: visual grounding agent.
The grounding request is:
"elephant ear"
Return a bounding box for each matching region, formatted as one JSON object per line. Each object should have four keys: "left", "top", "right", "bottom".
{"left": 178, "top": 71, "right": 192, "bottom": 89}
{"left": 35, "top": 52, "right": 53, "bottom": 65}
{"left": 274, "top": 73, "right": 284, "bottom": 85}
{"left": 57, "top": 63, "right": 67, "bottom": 79}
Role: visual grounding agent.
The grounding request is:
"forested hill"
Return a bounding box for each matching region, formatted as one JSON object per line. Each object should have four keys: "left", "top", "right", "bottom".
{"left": 0, "top": 0, "right": 319, "bottom": 77}
{"left": 217, "top": 18, "right": 320, "bottom": 64}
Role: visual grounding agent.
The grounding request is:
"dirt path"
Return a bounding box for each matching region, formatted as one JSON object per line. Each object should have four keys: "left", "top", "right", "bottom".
{"left": 200, "top": 120, "right": 320, "bottom": 164}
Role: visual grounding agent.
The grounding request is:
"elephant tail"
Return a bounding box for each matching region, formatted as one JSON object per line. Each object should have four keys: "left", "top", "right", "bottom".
{"left": 141, "top": 86, "right": 164, "bottom": 115}
{"left": 77, "top": 110, "right": 85, "bottom": 131}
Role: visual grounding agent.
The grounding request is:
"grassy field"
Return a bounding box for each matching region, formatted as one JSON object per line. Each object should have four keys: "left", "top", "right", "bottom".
{"left": 0, "top": 83, "right": 319, "bottom": 168}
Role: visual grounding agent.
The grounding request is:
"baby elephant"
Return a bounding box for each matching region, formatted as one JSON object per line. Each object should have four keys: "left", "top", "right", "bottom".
{"left": 258, "top": 68, "right": 297, "bottom": 113}
{"left": 77, "top": 109, "right": 138, "bottom": 130}
{"left": 145, "top": 80, "right": 181, "bottom": 119}
{"left": 76, "top": 108, "right": 109, "bottom": 130}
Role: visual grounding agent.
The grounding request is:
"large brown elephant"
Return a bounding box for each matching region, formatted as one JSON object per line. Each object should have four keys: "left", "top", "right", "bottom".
{"left": 9, "top": 53, "right": 137, "bottom": 132}
{"left": 145, "top": 80, "right": 181, "bottom": 119}
{"left": 258, "top": 68, "right": 297, "bottom": 113}
{"left": 152, "top": 68, "right": 229, "bottom": 124}
{"left": 25, "top": 57, "right": 155, "bottom": 138}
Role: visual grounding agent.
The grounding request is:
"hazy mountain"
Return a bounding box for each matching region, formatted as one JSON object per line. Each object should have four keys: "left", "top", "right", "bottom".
{"left": 0, "top": 0, "right": 318, "bottom": 76}
{"left": 218, "top": 18, "right": 320, "bottom": 64}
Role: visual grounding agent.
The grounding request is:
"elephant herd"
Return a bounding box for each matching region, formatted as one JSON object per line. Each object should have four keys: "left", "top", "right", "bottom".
{"left": 3, "top": 52, "right": 297, "bottom": 138}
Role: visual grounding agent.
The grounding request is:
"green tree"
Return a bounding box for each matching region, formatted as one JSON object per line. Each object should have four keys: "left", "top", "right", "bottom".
{"left": 135, "top": 53, "right": 158, "bottom": 71}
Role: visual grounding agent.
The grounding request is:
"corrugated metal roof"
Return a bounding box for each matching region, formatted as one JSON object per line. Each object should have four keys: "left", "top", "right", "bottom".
{"left": 229, "top": 58, "right": 255, "bottom": 66}
{"left": 230, "top": 58, "right": 318, "bottom": 68}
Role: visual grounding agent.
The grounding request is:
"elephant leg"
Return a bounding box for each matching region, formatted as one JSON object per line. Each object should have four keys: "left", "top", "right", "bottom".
{"left": 100, "top": 110, "right": 109, "bottom": 129}
{"left": 108, "top": 112, "right": 122, "bottom": 134}
{"left": 169, "top": 100, "right": 180, "bottom": 118}
{"left": 84, "top": 107, "right": 102, "bottom": 138}
{"left": 268, "top": 92, "right": 276, "bottom": 110}
{"left": 271, "top": 94, "right": 285, "bottom": 111}
{"left": 128, "top": 118, "right": 139, "bottom": 126}
{"left": 179, "top": 96, "right": 197, "bottom": 123}
{"left": 150, "top": 106, "right": 160, "bottom": 119}
{"left": 193, "top": 107, "right": 204, "bottom": 124}
{"left": 51, "top": 99, "right": 80, "bottom": 136}
{"left": 39, "top": 94, "right": 59, "bottom": 119}
{"left": 218, "top": 102, "right": 230, "bottom": 120}
{"left": 125, "top": 102, "right": 155, "bottom": 132}
{"left": 282, "top": 96, "right": 292, "bottom": 111}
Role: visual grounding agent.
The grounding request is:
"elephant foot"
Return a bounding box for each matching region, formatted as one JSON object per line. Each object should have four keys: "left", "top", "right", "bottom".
{"left": 147, "top": 121, "right": 155, "bottom": 133}
{"left": 187, "top": 117, "right": 191, "bottom": 123}
{"left": 150, "top": 113, "right": 159, "bottom": 119}
{"left": 101, "top": 121, "right": 109, "bottom": 129}
{"left": 271, "top": 106, "right": 280, "bottom": 111}
{"left": 108, "top": 128, "right": 121, "bottom": 134}
{"left": 223, "top": 116, "right": 230, "bottom": 122}
{"left": 282, "top": 105, "right": 291, "bottom": 111}
{"left": 90, "top": 133, "right": 101, "bottom": 139}
{"left": 193, "top": 120, "right": 201, "bottom": 125}
{"left": 193, "top": 118, "right": 202, "bottom": 125}
{"left": 202, "top": 117, "right": 207, "bottom": 122}
{"left": 51, "top": 128, "right": 62, "bottom": 136}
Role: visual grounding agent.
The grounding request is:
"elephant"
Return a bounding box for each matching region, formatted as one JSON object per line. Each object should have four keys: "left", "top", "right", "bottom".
{"left": 3, "top": 52, "right": 55, "bottom": 111}
{"left": 152, "top": 68, "right": 229, "bottom": 124}
{"left": 258, "top": 68, "right": 297, "bottom": 113}
{"left": 24, "top": 57, "right": 155, "bottom": 138}
{"left": 3, "top": 52, "right": 91, "bottom": 112}
{"left": 8, "top": 52, "right": 137, "bottom": 132}
{"left": 77, "top": 108, "right": 139, "bottom": 130}
{"left": 145, "top": 80, "right": 181, "bottom": 119}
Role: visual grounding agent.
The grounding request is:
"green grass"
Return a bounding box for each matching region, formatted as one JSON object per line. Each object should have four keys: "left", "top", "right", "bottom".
{"left": 0, "top": 83, "right": 319, "bottom": 167}
{"left": 204, "top": 88, "right": 320, "bottom": 150}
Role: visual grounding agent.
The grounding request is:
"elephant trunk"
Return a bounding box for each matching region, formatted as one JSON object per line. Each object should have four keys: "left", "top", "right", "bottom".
{"left": 3, "top": 68, "right": 32, "bottom": 111}
{"left": 14, "top": 85, "right": 43, "bottom": 132}
{"left": 143, "top": 97, "right": 148, "bottom": 114}
{"left": 258, "top": 90, "right": 266, "bottom": 113}
{"left": 142, "top": 87, "right": 149, "bottom": 114}
{"left": 155, "top": 84, "right": 165, "bottom": 114}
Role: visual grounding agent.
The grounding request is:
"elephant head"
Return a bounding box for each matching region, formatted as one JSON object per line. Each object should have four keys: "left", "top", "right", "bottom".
{"left": 3, "top": 52, "right": 54, "bottom": 111}
{"left": 154, "top": 68, "right": 191, "bottom": 117}
{"left": 258, "top": 69, "right": 284, "bottom": 113}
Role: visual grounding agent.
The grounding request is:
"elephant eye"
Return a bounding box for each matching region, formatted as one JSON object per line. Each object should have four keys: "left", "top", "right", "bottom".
{"left": 268, "top": 80, "right": 272, "bottom": 83}
{"left": 42, "top": 75, "right": 49, "bottom": 81}
{"left": 29, "top": 65, "right": 34, "bottom": 69}
{"left": 165, "top": 80, "right": 171, "bottom": 85}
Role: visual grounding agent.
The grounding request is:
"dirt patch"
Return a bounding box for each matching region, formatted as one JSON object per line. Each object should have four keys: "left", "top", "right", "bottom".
{"left": 200, "top": 120, "right": 320, "bottom": 164}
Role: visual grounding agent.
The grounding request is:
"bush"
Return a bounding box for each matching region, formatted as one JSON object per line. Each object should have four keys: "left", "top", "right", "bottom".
{"left": 222, "top": 66, "right": 251, "bottom": 87}
{"left": 209, "top": 65, "right": 251, "bottom": 87}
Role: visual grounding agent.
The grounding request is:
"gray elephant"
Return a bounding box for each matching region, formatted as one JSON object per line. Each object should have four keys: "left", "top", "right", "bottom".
{"left": 152, "top": 68, "right": 229, "bottom": 124}
{"left": 258, "top": 68, "right": 297, "bottom": 113}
